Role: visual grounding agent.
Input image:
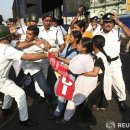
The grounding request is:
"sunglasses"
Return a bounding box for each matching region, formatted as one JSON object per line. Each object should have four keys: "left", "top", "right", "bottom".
{"left": 103, "top": 20, "right": 114, "bottom": 23}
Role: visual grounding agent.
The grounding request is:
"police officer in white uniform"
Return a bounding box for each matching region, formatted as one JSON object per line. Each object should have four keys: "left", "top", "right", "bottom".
{"left": 39, "top": 13, "right": 65, "bottom": 52}
{"left": 16, "top": 15, "right": 31, "bottom": 41}
{"left": 0, "top": 25, "right": 47, "bottom": 126}
{"left": 11, "top": 16, "right": 31, "bottom": 78}
{"left": 97, "top": 13, "right": 127, "bottom": 110}
{"left": 89, "top": 16, "right": 101, "bottom": 35}
{"left": 38, "top": 13, "right": 65, "bottom": 101}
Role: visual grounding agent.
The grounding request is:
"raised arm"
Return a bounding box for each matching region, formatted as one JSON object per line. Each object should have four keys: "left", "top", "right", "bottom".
{"left": 112, "top": 13, "right": 130, "bottom": 38}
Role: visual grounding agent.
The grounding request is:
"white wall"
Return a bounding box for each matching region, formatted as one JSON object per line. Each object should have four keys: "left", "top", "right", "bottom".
{"left": 0, "top": 0, "right": 14, "bottom": 20}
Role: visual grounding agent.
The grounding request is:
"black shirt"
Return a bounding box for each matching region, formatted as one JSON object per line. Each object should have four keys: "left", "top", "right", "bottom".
{"left": 95, "top": 57, "right": 105, "bottom": 83}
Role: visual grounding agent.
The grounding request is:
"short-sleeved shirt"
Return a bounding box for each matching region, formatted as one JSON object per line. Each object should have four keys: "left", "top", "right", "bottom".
{"left": 96, "top": 28, "right": 122, "bottom": 58}
{"left": 0, "top": 44, "right": 23, "bottom": 78}
{"left": 96, "top": 28, "right": 123, "bottom": 68}
{"left": 69, "top": 54, "right": 97, "bottom": 97}
{"left": 22, "top": 44, "right": 43, "bottom": 75}
{"left": 69, "top": 54, "right": 94, "bottom": 74}
{"left": 57, "top": 25, "right": 67, "bottom": 37}
{"left": 38, "top": 26, "right": 64, "bottom": 52}
{"left": 92, "top": 24, "right": 101, "bottom": 35}
{"left": 59, "top": 44, "right": 78, "bottom": 59}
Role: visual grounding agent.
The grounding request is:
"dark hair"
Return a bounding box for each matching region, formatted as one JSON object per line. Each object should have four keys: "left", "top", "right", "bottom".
{"left": 92, "top": 35, "right": 105, "bottom": 49}
{"left": 27, "top": 25, "right": 39, "bottom": 36}
{"left": 42, "top": 13, "right": 52, "bottom": 20}
{"left": 92, "top": 35, "right": 111, "bottom": 63}
{"left": 0, "top": 15, "right": 3, "bottom": 25}
{"left": 79, "top": 5, "right": 87, "bottom": 15}
{"left": 6, "top": 18, "right": 16, "bottom": 23}
{"left": 81, "top": 37, "right": 93, "bottom": 53}
{"left": 71, "top": 30, "right": 82, "bottom": 44}
{"left": 74, "top": 20, "right": 86, "bottom": 32}
{"left": 52, "top": 17, "right": 57, "bottom": 23}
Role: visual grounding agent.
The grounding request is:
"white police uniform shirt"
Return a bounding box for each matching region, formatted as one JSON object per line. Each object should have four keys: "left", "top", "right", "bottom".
{"left": 38, "top": 26, "right": 64, "bottom": 52}
{"left": 96, "top": 28, "right": 123, "bottom": 67}
{"left": 0, "top": 43, "right": 23, "bottom": 83}
{"left": 85, "top": 23, "right": 93, "bottom": 33}
{"left": 57, "top": 25, "right": 67, "bottom": 37}
{"left": 0, "top": 43, "right": 29, "bottom": 121}
{"left": 22, "top": 44, "right": 43, "bottom": 75}
{"left": 93, "top": 24, "right": 101, "bottom": 35}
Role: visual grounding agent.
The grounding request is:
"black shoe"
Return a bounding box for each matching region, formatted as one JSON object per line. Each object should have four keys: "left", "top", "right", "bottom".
{"left": 119, "top": 101, "right": 127, "bottom": 111}
{"left": 48, "top": 103, "right": 57, "bottom": 114}
{"left": 77, "top": 121, "right": 94, "bottom": 128}
{"left": 19, "top": 119, "right": 38, "bottom": 126}
{"left": 56, "top": 118, "right": 69, "bottom": 124}
{"left": 48, "top": 114, "right": 59, "bottom": 120}
{"left": 38, "top": 96, "right": 46, "bottom": 103}
{"left": 2, "top": 108, "right": 14, "bottom": 115}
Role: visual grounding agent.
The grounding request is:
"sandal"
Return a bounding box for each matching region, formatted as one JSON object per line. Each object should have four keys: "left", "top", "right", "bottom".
{"left": 92, "top": 105, "right": 99, "bottom": 111}
{"left": 99, "top": 108, "right": 106, "bottom": 112}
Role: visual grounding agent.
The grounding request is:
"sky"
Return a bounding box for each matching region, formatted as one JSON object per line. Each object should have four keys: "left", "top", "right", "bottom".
{"left": 0, "top": 0, "right": 14, "bottom": 20}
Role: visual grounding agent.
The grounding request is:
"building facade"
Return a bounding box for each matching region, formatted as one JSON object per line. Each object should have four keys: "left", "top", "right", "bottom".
{"left": 89, "top": 0, "right": 128, "bottom": 17}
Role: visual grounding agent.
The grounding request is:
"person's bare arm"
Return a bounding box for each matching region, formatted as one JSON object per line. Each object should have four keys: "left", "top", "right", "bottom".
{"left": 21, "top": 53, "right": 47, "bottom": 61}
{"left": 56, "top": 56, "right": 70, "bottom": 65}
{"left": 70, "top": 6, "right": 83, "bottom": 29}
{"left": 111, "top": 13, "right": 130, "bottom": 38}
{"left": 83, "top": 67, "right": 100, "bottom": 77}
{"left": 58, "top": 43, "right": 65, "bottom": 52}
{"left": 16, "top": 41, "right": 34, "bottom": 49}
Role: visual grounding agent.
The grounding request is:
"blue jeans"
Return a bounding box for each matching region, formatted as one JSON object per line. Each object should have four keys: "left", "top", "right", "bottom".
{"left": 54, "top": 74, "right": 76, "bottom": 117}
{"left": 33, "top": 70, "right": 52, "bottom": 104}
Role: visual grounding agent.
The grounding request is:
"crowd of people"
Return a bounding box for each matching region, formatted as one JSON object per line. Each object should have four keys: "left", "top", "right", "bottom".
{"left": 0, "top": 5, "right": 130, "bottom": 127}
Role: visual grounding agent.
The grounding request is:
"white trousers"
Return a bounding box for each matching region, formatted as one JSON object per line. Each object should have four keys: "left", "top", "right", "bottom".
{"left": 12, "top": 60, "right": 21, "bottom": 77}
{"left": 64, "top": 90, "right": 86, "bottom": 121}
{"left": 0, "top": 79, "right": 28, "bottom": 121}
{"left": 34, "top": 80, "right": 45, "bottom": 97}
{"left": 111, "top": 65, "right": 126, "bottom": 101}
{"left": 34, "top": 59, "right": 49, "bottom": 97}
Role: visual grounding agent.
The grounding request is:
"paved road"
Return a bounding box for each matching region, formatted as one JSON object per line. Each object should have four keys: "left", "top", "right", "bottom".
{"left": 0, "top": 53, "right": 130, "bottom": 130}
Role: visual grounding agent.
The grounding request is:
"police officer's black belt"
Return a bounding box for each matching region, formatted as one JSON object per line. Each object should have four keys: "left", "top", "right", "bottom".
{"left": 111, "top": 56, "right": 119, "bottom": 62}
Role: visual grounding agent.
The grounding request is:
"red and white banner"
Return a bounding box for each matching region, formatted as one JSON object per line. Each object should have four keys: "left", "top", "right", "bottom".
{"left": 48, "top": 52, "right": 75, "bottom": 100}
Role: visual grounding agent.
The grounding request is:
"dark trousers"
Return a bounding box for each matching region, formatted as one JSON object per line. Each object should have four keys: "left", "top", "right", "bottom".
{"left": 33, "top": 70, "right": 53, "bottom": 104}
{"left": 46, "top": 65, "right": 57, "bottom": 102}
{"left": 82, "top": 82, "right": 108, "bottom": 122}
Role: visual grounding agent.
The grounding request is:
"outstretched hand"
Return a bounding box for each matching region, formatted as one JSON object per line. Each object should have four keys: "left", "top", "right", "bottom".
{"left": 35, "top": 39, "right": 51, "bottom": 51}
{"left": 44, "top": 40, "right": 51, "bottom": 51}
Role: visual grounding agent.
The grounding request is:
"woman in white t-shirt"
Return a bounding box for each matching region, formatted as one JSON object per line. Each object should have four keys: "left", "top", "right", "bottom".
{"left": 56, "top": 37, "right": 98, "bottom": 124}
